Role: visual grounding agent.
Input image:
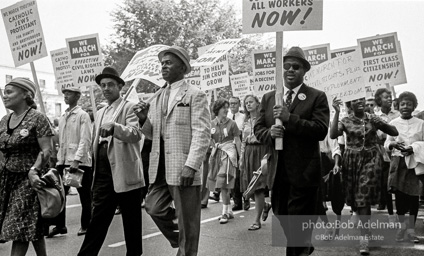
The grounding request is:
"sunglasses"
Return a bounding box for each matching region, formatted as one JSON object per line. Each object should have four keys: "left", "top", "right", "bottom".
{"left": 283, "top": 63, "right": 303, "bottom": 71}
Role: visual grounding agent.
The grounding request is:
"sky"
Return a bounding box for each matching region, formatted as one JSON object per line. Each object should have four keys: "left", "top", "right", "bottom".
{"left": 1, "top": 0, "right": 424, "bottom": 108}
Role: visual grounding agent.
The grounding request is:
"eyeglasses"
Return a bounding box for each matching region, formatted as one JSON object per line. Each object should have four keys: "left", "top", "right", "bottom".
{"left": 229, "top": 102, "right": 239, "bottom": 105}
{"left": 283, "top": 63, "right": 302, "bottom": 71}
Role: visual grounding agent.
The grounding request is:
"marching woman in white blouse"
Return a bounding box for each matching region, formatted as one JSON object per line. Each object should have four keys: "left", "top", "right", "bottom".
{"left": 385, "top": 91, "right": 424, "bottom": 244}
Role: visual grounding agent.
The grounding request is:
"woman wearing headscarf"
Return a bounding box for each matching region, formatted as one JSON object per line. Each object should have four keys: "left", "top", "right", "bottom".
{"left": 0, "top": 78, "right": 53, "bottom": 256}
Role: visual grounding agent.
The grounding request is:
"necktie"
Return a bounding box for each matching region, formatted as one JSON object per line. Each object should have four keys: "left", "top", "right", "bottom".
{"left": 232, "top": 114, "right": 235, "bottom": 120}
{"left": 161, "top": 86, "right": 171, "bottom": 137}
{"left": 162, "top": 86, "right": 171, "bottom": 116}
{"left": 285, "top": 90, "right": 294, "bottom": 108}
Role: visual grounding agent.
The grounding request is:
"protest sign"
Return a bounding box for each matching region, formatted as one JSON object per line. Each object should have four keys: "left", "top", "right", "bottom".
{"left": 249, "top": 76, "right": 255, "bottom": 93}
{"left": 230, "top": 72, "right": 251, "bottom": 99}
{"left": 186, "top": 65, "right": 201, "bottom": 89}
{"left": 1, "top": 0, "right": 48, "bottom": 67}
{"left": 66, "top": 33, "right": 104, "bottom": 87}
{"left": 120, "top": 44, "right": 169, "bottom": 87}
{"left": 331, "top": 46, "right": 377, "bottom": 97}
{"left": 50, "top": 48, "right": 74, "bottom": 92}
{"left": 200, "top": 55, "right": 230, "bottom": 91}
{"left": 192, "top": 39, "right": 241, "bottom": 67}
{"left": 303, "top": 43, "right": 330, "bottom": 66}
{"left": 365, "top": 86, "right": 374, "bottom": 99}
{"left": 252, "top": 49, "right": 276, "bottom": 99}
{"left": 331, "top": 46, "right": 357, "bottom": 59}
{"left": 197, "top": 45, "right": 212, "bottom": 57}
{"left": 242, "top": 0, "right": 323, "bottom": 34}
{"left": 357, "top": 32, "right": 406, "bottom": 90}
{"left": 305, "top": 50, "right": 366, "bottom": 103}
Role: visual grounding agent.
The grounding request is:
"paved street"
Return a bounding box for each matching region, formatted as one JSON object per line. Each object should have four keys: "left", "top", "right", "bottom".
{"left": 1, "top": 189, "right": 423, "bottom": 256}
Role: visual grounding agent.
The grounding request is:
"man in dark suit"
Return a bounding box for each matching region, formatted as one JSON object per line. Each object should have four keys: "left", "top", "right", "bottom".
{"left": 254, "top": 47, "right": 329, "bottom": 256}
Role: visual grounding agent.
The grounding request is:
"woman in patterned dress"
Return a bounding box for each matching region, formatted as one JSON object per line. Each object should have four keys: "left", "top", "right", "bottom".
{"left": 330, "top": 97, "right": 398, "bottom": 255}
{"left": 239, "top": 95, "right": 271, "bottom": 231}
{"left": 207, "top": 98, "right": 241, "bottom": 224}
{"left": 0, "top": 78, "right": 53, "bottom": 256}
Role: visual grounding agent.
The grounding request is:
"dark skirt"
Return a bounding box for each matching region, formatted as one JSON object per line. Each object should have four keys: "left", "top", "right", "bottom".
{"left": 240, "top": 144, "right": 269, "bottom": 192}
{"left": 342, "top": 147, "right": 382, "bottom": 208}
{"left": 0, "top": 169, "right": 43, "bottom": 241}
{"left": 388, "top": 156, "right": 421, "bottom": 196}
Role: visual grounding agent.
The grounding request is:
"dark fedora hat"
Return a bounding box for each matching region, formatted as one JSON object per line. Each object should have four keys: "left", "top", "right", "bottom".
{"left": 284, "top": 46, "right": 311, "bottom": 72}
{"left": 158, "top": 46, "right": 191, "bottom": 74}
{"left": 95, "top": 67, "right": 125, "bottom": 85}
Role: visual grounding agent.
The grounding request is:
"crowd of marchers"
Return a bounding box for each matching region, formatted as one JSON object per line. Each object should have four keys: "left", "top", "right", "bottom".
{"left": 0, "top": 45, "right": 423, "bottom": 256}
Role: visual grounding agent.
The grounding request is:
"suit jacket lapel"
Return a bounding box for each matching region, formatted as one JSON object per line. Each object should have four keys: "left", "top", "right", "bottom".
{"left": 289, "top": 84, "right": 307, "bottom": 112}
{"left": 95, "top": 108, "right": 107, "bottom": 142}
{"left": 168, "top": 81, "right": 189, "bottom": 115}
{"left": 93, "top": 107, "right": 107, "bottom": 162}
{"left": 156, "top": 85, "right": 167, "bottom": 129}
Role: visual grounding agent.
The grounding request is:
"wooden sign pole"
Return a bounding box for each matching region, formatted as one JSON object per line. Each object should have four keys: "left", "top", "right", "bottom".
{"left": 30, "top": 62, "right": 46, "bottom": 114}
{"left": 275, "top": 31, "right": 284, "bottom": 150}
{"left": 89, "top": 85, "right": 97, "bottom": 119}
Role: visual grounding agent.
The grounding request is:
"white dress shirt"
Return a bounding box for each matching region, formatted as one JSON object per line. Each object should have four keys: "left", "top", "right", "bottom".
{"left": 283, "top": 83, "right": 303, "bottom": 105}
{"left": 385, "top": 116, "right": 424, "bottom": 157}
{"left": 164, "top": 79, "right": 185, "bottom": 114}
{"left": 99, "top": 97, "right": 122, "bottom": 144}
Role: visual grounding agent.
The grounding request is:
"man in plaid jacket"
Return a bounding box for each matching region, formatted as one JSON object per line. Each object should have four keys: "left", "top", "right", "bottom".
{"left": 134, "top": 46, "right": 210, "bottom": 256}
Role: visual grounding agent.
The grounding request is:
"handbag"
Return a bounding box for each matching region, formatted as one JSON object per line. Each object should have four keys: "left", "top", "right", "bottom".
{"left": 37, "top": 168, "right": 66, "bottom": 218}
{"left": 243, "top": 153, "right": 270, "bottom": 200}
{"left": 323, "top": 168, "right": 345, "bottom": 215}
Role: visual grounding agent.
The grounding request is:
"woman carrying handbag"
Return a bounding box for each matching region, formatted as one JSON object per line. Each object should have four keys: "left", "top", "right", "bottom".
{"left": 0, "top": 78, "right": 53, "bottom": 256}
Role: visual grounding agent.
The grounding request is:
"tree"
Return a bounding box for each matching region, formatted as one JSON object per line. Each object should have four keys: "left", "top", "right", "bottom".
{"left": 90, "top": 0, "right": 276, "bottom": 109}
{"left": 103, "top": 0, "right": 242, "bottom": 94}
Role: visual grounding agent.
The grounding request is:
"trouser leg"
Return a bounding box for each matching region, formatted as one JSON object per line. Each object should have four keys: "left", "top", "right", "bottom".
{"left": 145, "top": 180, "right": 178, "bottom": 247}
{"left": 119, "top": 188, "right": 143, "bottom": 256}
{"left": 77, "top": 174, "right": 117, "bottom": 256}
{"left": 145, "top": 138, "right": 178, "bottom": 247}
{"left": 78, "top": 166, "right": 93, "bottom": 229}
{"left": 169, "top": 185, "right": 201, "bottom": 256}
{"left": 78, "top": 144, "right": 117, "bottom": 256}
{"left": 201, "top": 153, "right": 210, "bottom": 206}
{"left": 232, "top": 167, "right": 242, "bottom": 207}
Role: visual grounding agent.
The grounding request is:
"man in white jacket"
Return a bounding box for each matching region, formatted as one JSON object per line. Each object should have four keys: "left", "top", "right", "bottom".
{"left": 48, "top": 86, "right": 93, "bottom": 238}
